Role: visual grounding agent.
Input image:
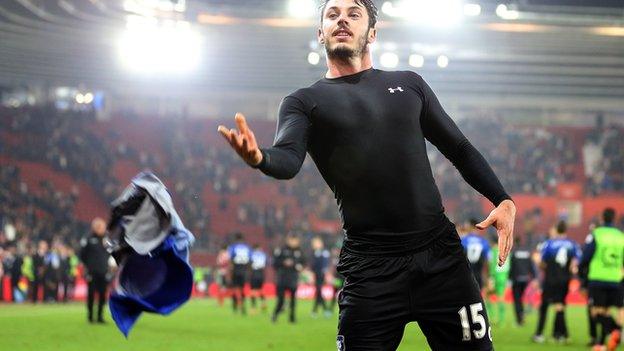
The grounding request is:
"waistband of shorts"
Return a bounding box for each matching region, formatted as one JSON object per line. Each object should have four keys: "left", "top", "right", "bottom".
{"left": 341, "top": 216, "right": 454, "bottom": 257}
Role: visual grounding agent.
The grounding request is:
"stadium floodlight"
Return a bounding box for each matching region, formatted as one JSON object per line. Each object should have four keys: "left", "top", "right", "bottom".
{"left": 83, "top": 92, "right": 94, "bottom": 104}
{"left": 437, "top": 55, "right": 449, "bottom": 68}
{"left": 288, "top": 0, "right": 317, "bottom": 18}
{"left": 382, "top": 0, "right": 464, "bottom": 28}
{"left": 123, "top": 0, "right": 186, "bottom": 14}
{"left": 409, "top": 54, "right": 424, "bottom": 68}
{"left": 307, "top": 52, "right": 321, "bottom": 65}
{"left": 380, "top": 52, "right": 399, "bottom": 68}
{"left": 118, "top": 16, "right": 202, "bottom": 75}
{"left": 496, "top": 4, "right": 520, "bottom": 20}
{"left": 463, "top": 3, "right": 481, "bottom": 16}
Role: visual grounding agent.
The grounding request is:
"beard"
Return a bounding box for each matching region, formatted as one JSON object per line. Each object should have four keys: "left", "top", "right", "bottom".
{"left": 324, "top": 28, "right": 369, "bottom": 61}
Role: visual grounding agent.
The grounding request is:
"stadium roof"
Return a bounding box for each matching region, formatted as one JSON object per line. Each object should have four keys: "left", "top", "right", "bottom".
{"left": 0, "top": 0, "right": 623, "bottom": 112}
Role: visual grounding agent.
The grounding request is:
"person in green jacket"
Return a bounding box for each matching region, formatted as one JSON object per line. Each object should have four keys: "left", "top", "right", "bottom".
{"left": 21, "top": 246, "right": 34, "bottom": 301}
{"left": 487, "top": 242, "right": 511, "bottom": 326}
{"left": 580, "top": 208, "right": 624, "bottom": 351}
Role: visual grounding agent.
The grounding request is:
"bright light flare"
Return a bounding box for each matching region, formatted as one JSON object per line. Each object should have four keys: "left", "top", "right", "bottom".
{"left": 382, "top": 0, "right": 464, "bottom": 28}
{"left": 308, "top": 52, "right": 320, "bottom": 65}
{"left": 118, "top": 17, "right": 202, "bottom": 75}
{"left": 380, "top": 52, "right": 399, "bottom": 68}
{"left": 463, "top": 3, "right": 481, "bottom": 16}
{"left": 409, "top": 54, "right": 424, "bottom": 68}
{"left": 496, "top": 4, "right": 520, "bottom": 20}
{"left": 437, "top": 55, "right": 449, "bottom": 68}
{"left": 83, "top": 92, "right": 94, "bottom": 104}
{"left": 288, "top": 0, "right": 316, "bottom": 18}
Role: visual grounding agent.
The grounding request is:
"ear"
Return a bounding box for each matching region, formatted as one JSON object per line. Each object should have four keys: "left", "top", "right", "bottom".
{"left": 367, "top": 27, "right": 377, "bottom": 44}
{"left": 318, "top": 27, "right": 324, "bottom": 44}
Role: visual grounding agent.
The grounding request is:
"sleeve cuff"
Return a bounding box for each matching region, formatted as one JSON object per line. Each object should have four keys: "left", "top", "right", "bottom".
{"left": 250, "top": 149, "right": 267, "bottom": 170}
{"left": 493, "top": 194, "right": 513, "bottom": 207}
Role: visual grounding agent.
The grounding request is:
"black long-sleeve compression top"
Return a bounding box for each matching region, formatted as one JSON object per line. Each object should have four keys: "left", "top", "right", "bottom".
{"left": 253, "top": 68, "right": 512, "bottom": 255}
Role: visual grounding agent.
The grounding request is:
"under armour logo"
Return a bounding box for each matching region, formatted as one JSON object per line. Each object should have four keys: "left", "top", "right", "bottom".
{"left": 388, "top": 86, "right": 403, "bottom": 93}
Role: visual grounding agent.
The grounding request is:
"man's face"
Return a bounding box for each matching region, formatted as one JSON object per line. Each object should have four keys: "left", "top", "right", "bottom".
{"left": 318, "top": 0, "right": 376, "bottom": 60}
{"left": 312, "top": 237, "right": 323, "bottom": 250}
{"left": 38, "top": 241, "right": 48, "bottom": 253}
{"left": 287, "top": 236, "right": 300, "bottom": 248}
{"left": 92, "top": 218, "right": 106, "bottom": 236}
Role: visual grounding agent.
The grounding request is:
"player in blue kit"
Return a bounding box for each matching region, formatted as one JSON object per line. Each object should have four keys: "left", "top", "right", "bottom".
{"left": 533, "top": 221, "right": 580, "bottom": 344}
{"left": 227, "top": 232, "right": 252, "bottom": 314}
{"left": 461, "top": 219, "right": 492, "bottom": 291}
{"left": 249, "top": 244, "right": 268, "bottom": 313}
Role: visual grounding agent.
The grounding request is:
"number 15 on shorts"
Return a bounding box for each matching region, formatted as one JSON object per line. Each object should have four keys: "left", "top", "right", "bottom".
{"left": 458, "top": 303, "right": 491, "bottom": 342}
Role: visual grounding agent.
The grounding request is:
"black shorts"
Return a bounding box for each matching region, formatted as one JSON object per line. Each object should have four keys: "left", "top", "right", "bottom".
{"left": 336, "top": 227, "right": 493, "bottom": 351}
{"left": 589, "top": 284, "right": 624, "bottom": 308}
{"left": 250, "top": 272, "right": 264, "bottom": 290}
{"left": 542, "top": 281, "right": 569, "bottom": 304}
{"left": 474, "top": 274, "right": 484, "bottom": 290}
{"left": 231, "top": 269, "right": 247, "bottom": 288}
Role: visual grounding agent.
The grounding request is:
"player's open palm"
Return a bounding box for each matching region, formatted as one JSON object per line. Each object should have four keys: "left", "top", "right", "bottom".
{"left": 217, "top": 113, "right": 263, "bottom": 167}
{"left": 476, "top": 199, "right": 516, "bottom": 266}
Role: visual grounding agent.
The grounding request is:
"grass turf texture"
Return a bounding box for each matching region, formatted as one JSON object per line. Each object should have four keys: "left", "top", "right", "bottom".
{"left": 0, "top": 299, "right": 595, "bottom": 350}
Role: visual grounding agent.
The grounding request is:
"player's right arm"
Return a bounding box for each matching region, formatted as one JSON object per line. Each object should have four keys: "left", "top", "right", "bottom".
{"left": 217, "top": 95, "right": 311, "bottom": 180}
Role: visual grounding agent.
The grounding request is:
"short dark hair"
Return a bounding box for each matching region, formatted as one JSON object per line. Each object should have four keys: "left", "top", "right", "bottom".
{"left": 320, "top": 0, "right": 379, "bottom": 29}
{"left": 233, "top": 232, "right": 244, "bottom": 241}
{"left": 603, "top": 207, "right": 616, "bottom": 225}
{"left": 556, "top": 220, "right": 567, "bottom": 235}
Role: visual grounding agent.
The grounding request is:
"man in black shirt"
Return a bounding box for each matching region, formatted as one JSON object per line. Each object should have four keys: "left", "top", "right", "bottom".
{"left": 2, "top": 243, "right": 23, "bottom": 302}
{"left": 311, "top": 236, "right": 331, "bottom": 317}
{"left": 509, "top": 236, "right": 537, "bottom": 326}
{"left": 271, "top": 233, "right": 305, "bottom": 323}
{"left": 31, "top": 240, "right": 48, "bottom": 303}
{"left": 79, "top": 217, "right": 111, "bottom": 323}
{"left": 218, "top": 0, "right": 515, "bottom": 349}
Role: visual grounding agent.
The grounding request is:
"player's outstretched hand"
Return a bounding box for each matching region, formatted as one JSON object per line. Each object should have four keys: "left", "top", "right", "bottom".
{"left": 217, "top": 113, "right": 263, "bottom": 167}
{"left": 476, "top": 199, "right": 516, "bottom": 267}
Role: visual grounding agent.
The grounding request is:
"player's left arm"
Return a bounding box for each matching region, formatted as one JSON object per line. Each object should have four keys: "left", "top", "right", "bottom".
{"left": 414, "top": 73, "right": 515, "bottom": 266}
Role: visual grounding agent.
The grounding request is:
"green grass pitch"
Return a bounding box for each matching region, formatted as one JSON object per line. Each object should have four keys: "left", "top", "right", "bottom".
{"left": 0, "top": 299, "right": 596, "bottom": 350}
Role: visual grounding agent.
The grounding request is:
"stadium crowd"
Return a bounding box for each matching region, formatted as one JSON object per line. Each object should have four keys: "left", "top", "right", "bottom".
{"left": 1, "top": 106, "right": 622, "bottom": 251}
{"left": 1, "top": 104, "right": 624, "bottom": 349}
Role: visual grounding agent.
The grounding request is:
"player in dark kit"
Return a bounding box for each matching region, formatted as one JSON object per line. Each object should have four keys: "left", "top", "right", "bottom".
{"left": 461, "top": 219, "right": 491, "bottom": 291}
{"left": 532, "top": 221, "right": 580, "bottom": 344}
{"left": 509, "top": 236, "right": 537, "bottom": 326}
{"left": 217, "top": 0, "right": 516, "bottom": 349}
{"left": 227, "top": 232, "right": 252, "bottom": 314}
{"left": 311, "top": 235, "right": 332, "bottom": 317}
{"left": 272, "top": 233, "right": 305, "bottom": 323}
{"left": 249, "top": 244, "right": 268, "bottom": 313}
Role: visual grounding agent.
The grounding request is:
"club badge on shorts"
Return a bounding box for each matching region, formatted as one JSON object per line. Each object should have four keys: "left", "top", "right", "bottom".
{"left": 336, "top": 335, "right": 345, "bottom": 351}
